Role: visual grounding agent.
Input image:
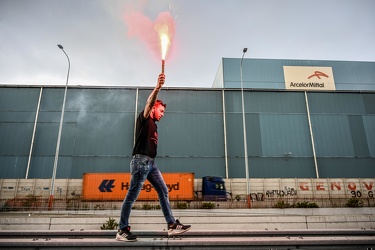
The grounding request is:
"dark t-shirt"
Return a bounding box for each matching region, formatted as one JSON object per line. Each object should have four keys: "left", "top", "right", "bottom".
{"left": 132, "top": 110, "right": 158, "bottom": 158}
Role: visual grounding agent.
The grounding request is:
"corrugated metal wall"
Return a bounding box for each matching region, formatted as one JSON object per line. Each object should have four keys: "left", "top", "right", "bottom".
{"left": 308, "top": 92, "right": 375, "bottom": 177}
{"left": 1, "top": 86, "right": 374, "bottom": 179}
{"left": 0, "top": 88, "right": 40, "bottom": 178}
{"left": 224, "top": 90, "right": 316, "bottom": 178}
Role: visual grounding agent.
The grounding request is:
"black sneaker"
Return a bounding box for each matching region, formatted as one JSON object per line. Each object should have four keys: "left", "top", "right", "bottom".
{"left": 168, "top": 219, "right": 191, "bottom": 236}
{"left": 116, "top": 226, "right": 137, "bottom": 242}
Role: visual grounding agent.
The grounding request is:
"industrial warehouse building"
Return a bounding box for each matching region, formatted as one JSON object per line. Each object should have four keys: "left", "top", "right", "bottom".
{"left": 0, "top": 58, "right": 374, "bottom": 181}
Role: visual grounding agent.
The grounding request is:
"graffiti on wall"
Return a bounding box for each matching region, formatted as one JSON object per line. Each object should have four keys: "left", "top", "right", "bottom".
{"left": 299, "top": 181, "right": 374, "bottom": 198}
{"left": 247, "top": 180, "right": 374, "bottom": 200}
{"left": 266, "top": 186, "right": 297, "bottom": 198}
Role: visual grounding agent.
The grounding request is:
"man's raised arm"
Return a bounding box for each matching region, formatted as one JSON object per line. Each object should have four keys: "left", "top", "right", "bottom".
{"left": 143, "top": 73, "right": 165, "bottom": 118}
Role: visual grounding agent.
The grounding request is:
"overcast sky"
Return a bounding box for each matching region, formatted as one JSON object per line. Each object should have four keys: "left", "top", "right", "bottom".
{"left": 1, "top": 0, "right": 374, "bottom": 88}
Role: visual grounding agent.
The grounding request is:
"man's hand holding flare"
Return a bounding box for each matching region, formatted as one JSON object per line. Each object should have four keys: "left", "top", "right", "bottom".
{"left": 157, "top": 73, "right": 165, "bottom": 90}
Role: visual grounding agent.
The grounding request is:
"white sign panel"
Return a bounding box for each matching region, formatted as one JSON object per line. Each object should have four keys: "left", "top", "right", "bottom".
{"left": 283, "top": 66, "right": 336, "bottom": 91}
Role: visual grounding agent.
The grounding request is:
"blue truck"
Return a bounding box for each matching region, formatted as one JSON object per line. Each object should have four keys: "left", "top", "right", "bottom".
{"left": 199, "top": 176, "right": 228, "bottom": 201}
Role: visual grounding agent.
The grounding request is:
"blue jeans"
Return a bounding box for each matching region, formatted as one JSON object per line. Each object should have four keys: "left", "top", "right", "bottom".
{"left": 119, "top": 155, "right": 175, "bottom": 230}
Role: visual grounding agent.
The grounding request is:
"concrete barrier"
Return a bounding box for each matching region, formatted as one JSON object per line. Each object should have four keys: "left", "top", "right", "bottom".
{"left": 1, "top": 208, "right": 374, "bottom": 231}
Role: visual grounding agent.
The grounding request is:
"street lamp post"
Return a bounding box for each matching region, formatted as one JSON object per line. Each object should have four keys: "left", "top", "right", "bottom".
{"left": 240, "top": 48, "right": 251, "bottom": 208}
{"left": 48, "top": 44, "right": 70, "bottom": 210}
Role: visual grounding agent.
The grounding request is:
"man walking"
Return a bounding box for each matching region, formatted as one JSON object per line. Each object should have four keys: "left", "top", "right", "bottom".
{"left": 116, "top": 73, "right": 191, "bottom": 242}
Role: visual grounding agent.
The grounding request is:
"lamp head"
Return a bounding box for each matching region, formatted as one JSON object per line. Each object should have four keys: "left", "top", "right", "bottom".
{"left": 243, "top": 48, "right": 248, "bottom": 53}
{"left": 57, "top": 44, "right": 64, "bottom": 49}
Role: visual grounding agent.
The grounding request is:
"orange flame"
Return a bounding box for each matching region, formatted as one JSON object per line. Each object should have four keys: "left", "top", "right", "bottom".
{"left": 160, "top": 32, "right": 170, "bottom": 60}
{"left": 154, "top": 12, "right": 175, "bottom": 60}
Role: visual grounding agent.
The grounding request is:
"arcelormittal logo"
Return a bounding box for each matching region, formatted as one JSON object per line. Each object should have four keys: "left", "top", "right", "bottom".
{"left": 283, "top": 66, "right": 335, "bottom": 91}
{"left": 308, "top": 71, "right": 329, "bottom": 79}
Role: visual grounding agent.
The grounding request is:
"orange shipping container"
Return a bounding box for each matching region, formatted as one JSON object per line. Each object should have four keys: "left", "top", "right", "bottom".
{"left": 82, "top": 172, "right": 194, "bottom": 201}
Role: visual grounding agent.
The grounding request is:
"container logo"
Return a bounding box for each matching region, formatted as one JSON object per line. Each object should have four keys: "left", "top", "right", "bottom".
{"left": 121, "top": 181, "right": 179, "bottom": 192}
{"left": 98, "top": 179, "right": 115, "bottom": 192}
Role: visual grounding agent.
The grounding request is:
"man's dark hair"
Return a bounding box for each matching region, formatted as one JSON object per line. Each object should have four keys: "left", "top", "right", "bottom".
{"left": 155, "top": 100, "right": 166, "bottom": 108}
